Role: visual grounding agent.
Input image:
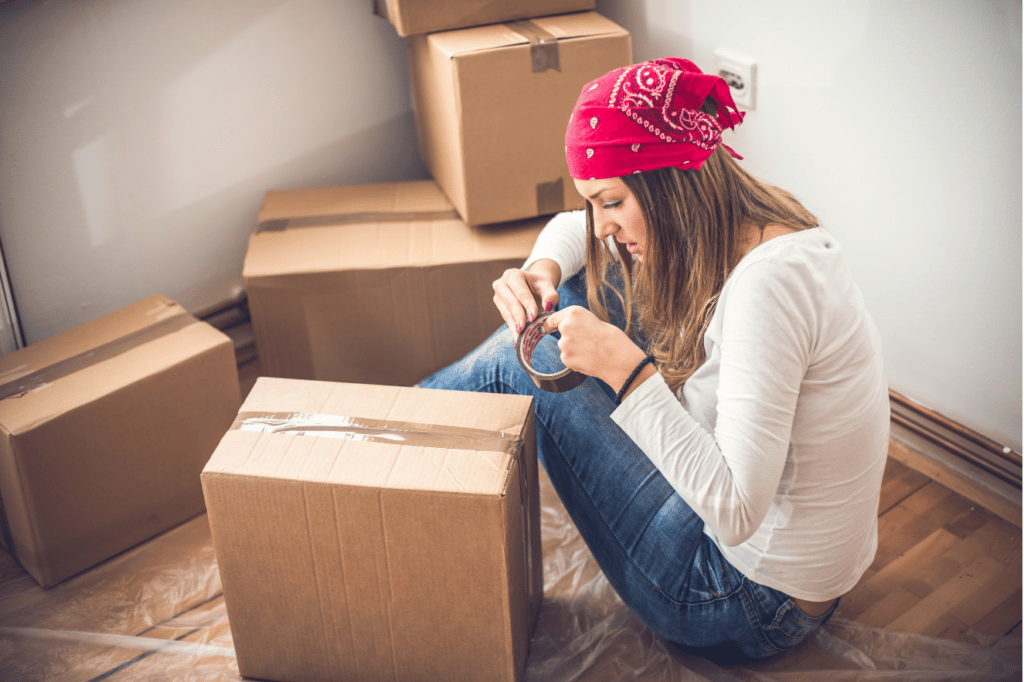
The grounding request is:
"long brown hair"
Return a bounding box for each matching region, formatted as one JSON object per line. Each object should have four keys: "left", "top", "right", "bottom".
{"left": 583, "top": 146, "right": 819, "bottom": 391}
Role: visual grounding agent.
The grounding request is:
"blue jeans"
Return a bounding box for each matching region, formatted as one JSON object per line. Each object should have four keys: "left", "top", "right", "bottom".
{"left": 420, "top": 271, "right": 837, "bottom": 664}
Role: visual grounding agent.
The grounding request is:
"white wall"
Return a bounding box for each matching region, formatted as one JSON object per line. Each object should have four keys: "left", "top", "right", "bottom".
{"left": 0, "top": 0, "right": 427, "bottom": 343}
{"left": 0, "top": 0, "right": 1020, "bottom": 451}
{"left": 598, "top": 0, "right": 1022, "bottom": 452}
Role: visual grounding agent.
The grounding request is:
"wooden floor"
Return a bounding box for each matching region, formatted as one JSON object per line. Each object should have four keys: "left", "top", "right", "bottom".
{"left": 835, "top": 456, "right": 1021, "bottom": 643}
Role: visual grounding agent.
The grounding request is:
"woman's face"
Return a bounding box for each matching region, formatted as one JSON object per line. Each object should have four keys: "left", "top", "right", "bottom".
{"left": 573, "top": 177, "right": 648, "bottom": 259}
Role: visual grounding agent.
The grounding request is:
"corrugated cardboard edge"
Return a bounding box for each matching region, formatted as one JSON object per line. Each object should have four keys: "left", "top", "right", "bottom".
{"left": 427, "top": 10, "right": 625, "bottom": 59}
{"left": 374, "top": 0, "right": 596, "bottom": 38}
{"left": 0, "top": 422, "right": 45, "bottom": 583}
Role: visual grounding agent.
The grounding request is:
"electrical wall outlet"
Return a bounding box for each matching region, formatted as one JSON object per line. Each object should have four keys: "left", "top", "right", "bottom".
{"left": 713, "top": 49, "right": 756, "bottom": 110}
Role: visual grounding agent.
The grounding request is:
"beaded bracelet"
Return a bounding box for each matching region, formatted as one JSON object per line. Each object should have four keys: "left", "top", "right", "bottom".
{"left": 614, "top": 354, "right": 656, "bottom": 405}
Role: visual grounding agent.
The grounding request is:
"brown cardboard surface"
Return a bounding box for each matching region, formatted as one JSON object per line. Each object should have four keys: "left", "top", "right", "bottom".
{"left": 373, "top": 0, "right": 595, "bottom": 37}
{"left": 201, "top": 377, "right": 542, "bottom": 682}
{"left": 0, "top": 295, "right": 241, "bottom": 587}
{"left": 243, "top": 180, "right": 545, "bottom": 386}
{"left": 408, "top": 11, "right": 631, "bottom": 225}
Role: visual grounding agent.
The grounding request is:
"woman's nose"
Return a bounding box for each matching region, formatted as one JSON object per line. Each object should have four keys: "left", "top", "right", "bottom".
{"left": 593, "top": 213, "right": 617, "bottom": 239}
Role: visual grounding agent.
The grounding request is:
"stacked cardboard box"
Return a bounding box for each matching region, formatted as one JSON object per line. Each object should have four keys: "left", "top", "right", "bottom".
{"left": 374, "top": 0, "right": 595, "bottom": 37}
{"left": 0, "top": 295, "right": 240, "bottom": 586}
{"left": 202, "top": 377, "right": 542, "bottom": 682}
{"left": 244, "top": 179, "right": 545, "bottom": 386}
{"left": 408, "top": 11, "right": 632, "bottom": 225}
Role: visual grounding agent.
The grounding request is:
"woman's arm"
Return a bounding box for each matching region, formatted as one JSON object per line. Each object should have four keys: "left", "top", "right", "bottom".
{"left": 522, "top": 210, "right": 587, "bottom": 288}
{"left": 611, "top": 257, "right": 816, "bottom": 546}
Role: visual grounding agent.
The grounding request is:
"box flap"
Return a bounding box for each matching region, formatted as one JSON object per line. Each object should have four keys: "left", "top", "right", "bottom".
{"left": 427, "top": 11, "right": 626, "bottom": 58}
{"left": 258, "top": 180, "right": 455, "bottom": 229}
{"left": 242, "top": 216, "right": 546, "bottom": 279}
{"left": 204, "top": 378, "right": 534, "bottom": 497}
{"left": 0, "top": 298, "right": 230, "bottom": 434}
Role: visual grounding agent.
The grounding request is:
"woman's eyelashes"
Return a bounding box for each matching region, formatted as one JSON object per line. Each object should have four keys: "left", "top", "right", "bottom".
{"left": 600, "top": 200, "right": 622, "bottom": 209}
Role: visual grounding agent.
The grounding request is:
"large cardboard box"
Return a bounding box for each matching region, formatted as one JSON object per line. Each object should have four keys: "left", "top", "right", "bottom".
{"left": 373, "top": 0, "right": 595, "bottom": 37}
{"left": 0, "top": 295, "right": 241, "bottom": 586}
{"left": 244, "top": 180, "right": 545, "bottom": 386}
{"left": 202, "top": 376, "right": 542, "bottom": 682}
{"left": 408, "top": 11, "right": 631, "bottom": 225}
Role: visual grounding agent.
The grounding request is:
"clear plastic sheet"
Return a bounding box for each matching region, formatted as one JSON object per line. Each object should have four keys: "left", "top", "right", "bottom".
{"left": 1, "top": 469, "right": 1019, "bottom": 681}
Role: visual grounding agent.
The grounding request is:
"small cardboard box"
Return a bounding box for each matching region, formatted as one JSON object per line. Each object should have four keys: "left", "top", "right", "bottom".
{"left": 202, "top": 377, "right": 542, "bottom": 682}
{"left": 244, "top": 180, "right": 545, "bottom": 386}
{"left": 0, "top": 295, "right": 241, "bottom": 586}
{"left": 373, "top": 0, "right": 595, "bottom": 37}
{"left": 408, "top": 11, "right": 631, "bottom": 225}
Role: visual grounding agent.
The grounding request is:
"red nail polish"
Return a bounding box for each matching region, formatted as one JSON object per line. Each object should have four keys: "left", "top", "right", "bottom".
{"left": 544, "top": 300, "right": 554, "bottom": 312}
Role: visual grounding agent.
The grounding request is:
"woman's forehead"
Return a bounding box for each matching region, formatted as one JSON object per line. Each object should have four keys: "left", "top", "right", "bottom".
{"left": 573, "top": 176, "right": 627, "bottom": 199}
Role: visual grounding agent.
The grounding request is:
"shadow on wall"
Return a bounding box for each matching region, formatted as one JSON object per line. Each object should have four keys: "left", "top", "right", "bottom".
{"left": 151, "top": 109, "right": 430, "bottom": 314}
{"left": 0, "top": 0, "right": 421, "bottom": 345}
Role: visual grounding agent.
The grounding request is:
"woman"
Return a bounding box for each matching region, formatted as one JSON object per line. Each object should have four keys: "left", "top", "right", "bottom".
{"left": 420, "top": 57, "right": 890, "bottom": 663}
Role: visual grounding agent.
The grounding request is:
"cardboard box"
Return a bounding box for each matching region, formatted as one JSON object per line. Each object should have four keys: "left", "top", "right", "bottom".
{"left": 244, "top": 180, "right": 545, "bottom": 386}
{"left": 0, "top": 295, "right": 241, "bottom": 586}
{"left": 408, "top": 11, "right": 631, "bottom": 225}
{"left": 202, "top": 376, "right": 542, "bottom": 682}
{"left": 373, "top": 0, "right": 595, "bottom": 37}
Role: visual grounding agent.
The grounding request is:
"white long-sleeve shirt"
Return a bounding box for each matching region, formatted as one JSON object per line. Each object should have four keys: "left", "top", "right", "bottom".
{"left": 524, "top": 211, "right": 890, "bottom": 601}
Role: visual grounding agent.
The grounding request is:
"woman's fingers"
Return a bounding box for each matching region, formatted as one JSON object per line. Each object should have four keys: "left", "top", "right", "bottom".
{"left": 533, "top": 277, "right": 560, "bottom": 313}
{"left": 493, "top": 269, "right": 538, "bottom": 341}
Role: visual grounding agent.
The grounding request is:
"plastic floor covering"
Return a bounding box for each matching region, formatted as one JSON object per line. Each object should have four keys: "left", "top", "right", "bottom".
{"left": 1, "top": 467, "right": 1019, "bottom": 681}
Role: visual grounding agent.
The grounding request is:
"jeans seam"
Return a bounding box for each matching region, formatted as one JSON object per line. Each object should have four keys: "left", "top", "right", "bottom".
{"left": 534, "top": 406, "right": 696, "bottom": 608}
{"left": 740, "top": 581, "right": 782, "bottom": 656}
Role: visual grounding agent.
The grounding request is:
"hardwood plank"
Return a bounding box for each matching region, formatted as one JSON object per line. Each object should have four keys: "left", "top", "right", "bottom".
{"left": 933, "top": 614, "right": 979, "bottom": 644}
{"left": 901, "top": 520, "right": 1006, "bottom": 598}
{"left": 948, "top": 564, "right": 1022, "bottom": 627}
{"left": 871, "top": 484, "right": 974, "bottom": 570}
{"left": 970, "top": 589, "right": 1023, "bottom": 639}
{"left": 854, "top": 586, "right": 921, "bottom": 629}
{"left": 920, "top": 612, "right": 971, "bottom": 640}
{"left": 976, "top": 516, "right": 1023, "bottom": 566}
{"left": 838, "top": 527, "right": 959, "bottom": 620}
{"left": 886, "top": 554, "right": 1004, "bottom": 634}
{"left": 942, "top": 504, "right": 992, "bottom": 539}
{"left": 877, "top": 457, "right": 930, "bottom": 516}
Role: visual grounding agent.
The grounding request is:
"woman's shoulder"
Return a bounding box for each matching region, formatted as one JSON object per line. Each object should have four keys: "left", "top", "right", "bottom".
{"left": 732, "top": 227, "right": 841, "bottom": 278}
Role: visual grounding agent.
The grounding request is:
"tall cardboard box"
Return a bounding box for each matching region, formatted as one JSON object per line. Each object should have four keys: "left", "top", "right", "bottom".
{"left": 0, "top": 295, "right": 241, "bottom": 586}
{"left": 244, "top": 180, "right": 545, "bottom": 386}
{"left": 408, "top": 11, "right": 631, "bottom": 225}
{"left": 373, "top": 0, "right": 595, "bottom": 37}
{"left": 202, "top": 377, "right": 543, "bottom": 682}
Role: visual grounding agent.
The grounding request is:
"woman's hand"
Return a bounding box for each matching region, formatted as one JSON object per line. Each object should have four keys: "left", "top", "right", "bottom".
{"left": 492, "top": 259, "right": 561, "bottom": 342}
{"left": 541, "top": 306, "right": 650, "bottom": 393}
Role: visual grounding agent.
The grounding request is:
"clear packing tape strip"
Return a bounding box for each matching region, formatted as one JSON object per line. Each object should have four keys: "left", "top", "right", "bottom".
{"left": 231, "top": 411, "right": 522, "bottom": 454}
{"left": 1, "top": 473, "right": 1018, "bottom": 681}
{"left": 258, "top": 209, "right": 462, "bottom": 232}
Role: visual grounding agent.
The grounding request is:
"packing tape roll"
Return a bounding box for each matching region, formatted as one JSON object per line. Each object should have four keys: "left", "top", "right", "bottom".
{"left": 515, "top": 311, "right": 586, "bottom": 393}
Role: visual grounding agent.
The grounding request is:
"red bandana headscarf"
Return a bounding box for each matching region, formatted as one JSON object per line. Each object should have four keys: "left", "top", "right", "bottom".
{"left": 565, "top": 57, "right": 745, "bottom": 180}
